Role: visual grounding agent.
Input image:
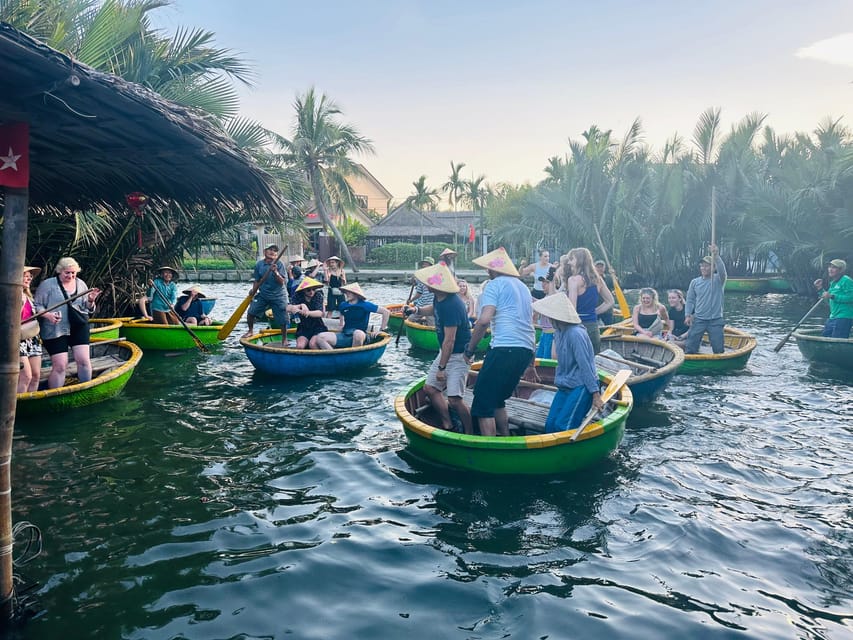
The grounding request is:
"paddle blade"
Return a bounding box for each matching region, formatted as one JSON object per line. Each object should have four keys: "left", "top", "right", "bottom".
{"left": 570, "top": 369, "right": 631, "bottom": 442}
{"left": 218, "top": 293, "right": 253, "bottom": 340}
{"left": 612, "top": 276, "right": 631, "bottom": 320}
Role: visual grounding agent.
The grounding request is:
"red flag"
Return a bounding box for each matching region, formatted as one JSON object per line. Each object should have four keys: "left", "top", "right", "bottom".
{"left": 468, "top": 223, "right": 475, "bottom": 244}
{"left": 0, "top": 122, "right": 29, "bottom": 188}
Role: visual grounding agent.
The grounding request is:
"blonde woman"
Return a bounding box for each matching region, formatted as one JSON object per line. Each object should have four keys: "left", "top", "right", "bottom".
{"left": 18, "top": 266, "right": 43, "bottom": 393}
{"left": 564, "top": 247, "right": 614, "bottom": 353}
{"left": 666, "top": 289, "right": 689, "bottom": 343}
{"left": 456, "top": 278, "right": 478, "bottom": 325}
{"left": 632, "top": 288, "right": 669, "bottom": 338}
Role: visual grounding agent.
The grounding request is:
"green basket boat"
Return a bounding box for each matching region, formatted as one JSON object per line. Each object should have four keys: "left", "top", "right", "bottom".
{"left": 725, "top": 277, "right": 773, "bottom": 293}
{"left": 385, "top": 303, "right": 405, "bottom": 333}
{"left": 120, "top": 320, "right": 225, "bottom": 350}
{"left": 16, "top": 339, "right": 143, "bottom": 417}
{"left": 404, "top": 317, "right": 492, "bottom": 352}
{"left": 794, "top": 327, "right": 853, "bottom": 372}
{"left": 395, "top": 360, "right": 633, "bottom": 475}
{"left": 89, "top": 318, "right": 122, "bottom": 339}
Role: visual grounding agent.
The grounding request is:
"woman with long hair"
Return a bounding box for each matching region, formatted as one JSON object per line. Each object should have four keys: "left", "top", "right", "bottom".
{"left": 19, "top": 266, "right": 43, "bottom": 393}
{"left": 632, "top": 287, "right": 669, "bottom": 338}
{"left": 666, "top": 289, "right": 689, "bottom": 345}
{"left": 564, "top": 247, "right": 614, "bottom": 353}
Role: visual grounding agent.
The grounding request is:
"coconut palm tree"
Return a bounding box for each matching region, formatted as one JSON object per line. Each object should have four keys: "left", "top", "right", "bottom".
{"left": 441, "top": 161, "right": 466, "bottom": 244}
{"left": 273, "top": 88, "right": 374, "bottom": 271}
{"left": 461, "top": 175, "right": 490, "bottom": 255}
{"left": 404, "top": 175, "right": 440, "bottom": 257}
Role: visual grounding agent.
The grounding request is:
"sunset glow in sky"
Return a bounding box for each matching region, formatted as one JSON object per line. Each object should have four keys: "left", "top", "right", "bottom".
{"left": 153, "top": 0, "right": 853, "bottom": 203}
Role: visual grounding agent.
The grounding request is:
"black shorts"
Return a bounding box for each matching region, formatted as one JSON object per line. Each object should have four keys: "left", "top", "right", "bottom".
{"left": 42, "top": 323, "right": 90, "bottom": 356}
{"left": 471, "top": 347, "right": 534, "bottom": 418}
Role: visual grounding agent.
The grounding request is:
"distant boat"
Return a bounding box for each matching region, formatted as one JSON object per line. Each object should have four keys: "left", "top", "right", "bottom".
{"left": 725, "top": 277, "right": 773, "bottom": 293}
{"left": 241, "top": 329, "right": 391, "bottom": 376}
{"left": 120, "top": 321, "right": 225, "bottom": 350}
{"left": 385, "top": 303, "right": 405, "bottom": 333}
{"left": 794, "top": 328, "right": 853, "bottom": 373}
{"left": 394, "top": 359, "right": 633, "bottom": 475}
{"left": 16, "top": 339, "right": 143, "bottom": 417}
{"left": 404, "top": 317, "right": 491, "bottom": 353}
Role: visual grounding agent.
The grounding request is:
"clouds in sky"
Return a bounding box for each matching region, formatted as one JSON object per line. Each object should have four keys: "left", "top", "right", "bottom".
{"left": 796, "top": 33, "right": 853, "bottom": 68}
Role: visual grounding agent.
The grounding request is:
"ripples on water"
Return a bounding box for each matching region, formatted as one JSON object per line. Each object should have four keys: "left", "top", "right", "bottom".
{"left": 10, "top": 285, "right": 853, "bottom": 639}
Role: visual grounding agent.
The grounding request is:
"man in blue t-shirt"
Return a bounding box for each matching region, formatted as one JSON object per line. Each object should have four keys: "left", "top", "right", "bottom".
{"left": 313, "top": 282, "right": 389, "bottom": 349}
{"left": 411, "top": 263, "right": 473, "bottom": 434}
{"left": 243, "top": 244, "right": 289, "bottom": 343}
{"left": 465, "top": 247, "right": 536, "bottom": 437}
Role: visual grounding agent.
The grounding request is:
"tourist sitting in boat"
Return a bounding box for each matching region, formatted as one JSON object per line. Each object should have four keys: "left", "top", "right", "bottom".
{"left": 35, "top": 257, "right": 102, "bottom": 389}
{"left": 243, "top": 244, "right": 289, "bottom": 344}
{"left": 536, "top": 273, "right": 556, "bottom": 359}
{"left": 140, "top": 266, "right": 179, "bottom": 324}
{"left": 814, "top": 258, "right": 853, "bottom": 338}
{"left": 563, "top": 247, "right": 614, "bottom": 354}
{"left": 176, "top": 286, "right": 212, "bottom": 326}
{"left": 438, "top": 247, "right": 458, "bottom": 275}
{"left": 287, "top": 277, "right": 326, "bottom": 349}
{"left": 685, "top": 245, "right": 726, "bottom": 354}
{"left": 287, "top": 254, "right": 305, "bottom": 298}
{"left": 632, "top": 288, "right": 669, "bottom": 338}
{"left": 19, "top": 265, "right": 43, "bottom": 393}
{"left": 464, "top": 247, "right": 536, "bottom": 437}
{"left": 532, "top": 293, "right": 603, "bottom": 433}
{"left": 666, "top": 289, "right": 689, "bottom": 345}
{"left": 412, "top": 262, "right": 473, "bottom": 434}
{"left": 313, "top": 283, "right": 389, "bottom": 349}
{"left": 324, "top": 255, "right": 347, "bottom": 318}
{"left": 409, "top": 256, "right": 436, "bottom": 325}
{"left": 456, "top": 278, "right": 478, "bottom": 326}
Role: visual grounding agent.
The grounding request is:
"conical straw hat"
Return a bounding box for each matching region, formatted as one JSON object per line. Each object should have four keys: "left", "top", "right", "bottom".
{"left": 532, "top": 293, "right": 581, "bottom": 324}
{"left": 414, "top": 263, "right": 459, "bottom": 294}
{"left": 296, "top": 277, "right": 323, "bottom": 292}
{"left": 340, "top": 282, "right": 367, "bottom": 299}
{"left": 472, "top": 247, "right": 519, "bottom": 277}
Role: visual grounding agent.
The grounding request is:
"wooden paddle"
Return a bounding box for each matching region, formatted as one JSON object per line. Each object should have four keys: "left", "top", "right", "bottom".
{"left": 147, "top": 279, "right": 209, "bottom": 353}
{"left": 217, "top": 264, "right": 275, "bottom": 340}
{"left": 22, "top": 288, "right": 93, "bottom": 324}
{"left": 593, "top": 224, "right": 631, "bottom": 320}
{"left": 395, "top": 280, "right": 416, "bottom": 346}
{"left": 773, "top": 297, "right": 824, "bottom": 352}
{"left": 570, "top": 369, "right": 631, "bottom": 442}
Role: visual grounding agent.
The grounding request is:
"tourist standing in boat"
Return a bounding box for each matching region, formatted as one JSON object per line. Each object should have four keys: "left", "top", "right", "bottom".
{"left": 409, "top": 256, "right": 436, "bottom": 324}
{"left": 595, "top": 260, "right": 615, "bottom": 325}
{"left": 176, "top": 286, "right": 212, "bottom": 326}
{"left": 288, "top": 277, "right": 326, "bottom": 349}
{"left": 520, "top": 249, "right": 555, "bottom": 300}
{"left": 814, "top": 258, "right": 853, "bottom": 338}
{"left": 18, "top": 265, "right": 43, "bottom": 393}
{"left": 34, "top": 257, "right": 102, "bottom": 389}
{"left": 464, "top": 247, "right": 536, "bottom": 437}
{"left": 324, "top": 256, "right": 347, "bottom": 318}
{"left": 666, "top": 289, "right": 689, "bottom": 345}
{"left": 141, "top": 266, "right": 179, "bottom": 324}
{"left": 684, "top": 245, "right": 727, "bottom": 354}
{"left": 412, "top": 263, "right": 473, "bottom": 434}
{"left": 243, "top": 244, "right": 289, "bottom": 343}
{"left": 632, "top": 288, "right": 669, "bottom": 338}
{"left": 438, "top": 248, "right": 458, "bottom": 275}
{"left": 532, "top": 294, "right": 603, "bottom": 433}
{"left": 564, "top": 247, "right": 614, "bottom": 354}
{"left": 313, "top": 283, "right": 389, "bottom": 349}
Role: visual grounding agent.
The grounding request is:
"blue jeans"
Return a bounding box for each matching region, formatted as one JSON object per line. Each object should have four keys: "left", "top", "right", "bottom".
{"left": 685, "top": 317, "right": 725, "bottom": 354}
{"left": 545, "top": 386, "right": 593, "bottom": 434}
{"left": 822, "top": 317, "right": 852, "bottom": 339}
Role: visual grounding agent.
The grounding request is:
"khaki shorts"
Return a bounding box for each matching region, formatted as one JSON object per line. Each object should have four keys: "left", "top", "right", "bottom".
{"left": 425, "top": 352, "right": 469, "bottom": 398}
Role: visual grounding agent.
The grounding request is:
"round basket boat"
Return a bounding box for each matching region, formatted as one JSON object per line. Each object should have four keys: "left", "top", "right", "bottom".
{"left": 241, "top": 330, "right": 391, "bottom": 376}
{"left": 385, "top": 303, "right": 405, "bottom": 333}
{"left": 395, "top": 359, "right": 633, "bottom": 475}
{"left": 120, "top": 320, "right": 225, "bottom": 350}
{"left": 89, "top": 317, "right": 123, "bottom": 339}
{"left": 16, "top": 339, "right": 143, "bottom": 417}
{"left": 597, "top": 335, "right": 684, "bottom": 404}
{"left": 794, "top": 327, "right": 853, "bottom": 372}
{"left": 404, "top": 317, "right": 492, "bottom": 353}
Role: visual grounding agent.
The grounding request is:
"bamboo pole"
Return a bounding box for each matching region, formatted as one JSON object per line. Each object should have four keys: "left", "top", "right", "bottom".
{"left": 0, "top": 187, "right": 30, "bottom": 622}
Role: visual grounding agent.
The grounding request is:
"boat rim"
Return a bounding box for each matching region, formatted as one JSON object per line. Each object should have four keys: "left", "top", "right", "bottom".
{"left": 240, "top": 330, "right": 392, "bottom": 354}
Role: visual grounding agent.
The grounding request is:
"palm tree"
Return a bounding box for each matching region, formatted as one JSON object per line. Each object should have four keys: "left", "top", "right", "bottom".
{"left": 404, "top": 175, "right": 440, "bottom": 257}
{"left": 274, "top": 88, "right": 374, "bottom": 271}
{"left": 461, "top": 175, "right": 490, "bottom": 255}
{"left": 441, "top": 161, "right": 466, "bottom": 244}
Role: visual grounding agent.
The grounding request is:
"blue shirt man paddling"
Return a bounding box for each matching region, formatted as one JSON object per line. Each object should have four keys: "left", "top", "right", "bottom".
{"left": 684, "top": 244, "right": 727, "bottom": 354}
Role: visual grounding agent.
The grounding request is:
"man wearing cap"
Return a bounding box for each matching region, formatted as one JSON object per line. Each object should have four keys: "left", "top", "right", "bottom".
{"left": 243, "top": 244, "right": 289, "bottom": 342}
{"left": 684, "top": 244, "right": 727, "bottom": 354}
{"left": 176, "top": 286, "right": 212, "bottom": 326}
{"left": 412, "top": 263, "right": 473, "bottom": 434}
{"left": 141, "top": 266, "right": 180, "bottom": 324}
{"left": 408, "top": 256, "right": 436, "bottom": 324}
{"left": 814, "top": 259, "right": 853, "bottom": 338}
{"left": 464, "top": 247, "right": 536, "bottom": 437}
{"left": 532, "top": 294, "right": 603, "bottom": 433}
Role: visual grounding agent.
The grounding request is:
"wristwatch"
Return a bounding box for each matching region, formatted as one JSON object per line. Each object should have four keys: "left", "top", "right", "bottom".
{"left": 463, "top": 347, "right": 474, "bottom": 358}
{"left": 437, "top": 364, "right": 446, "bottom": 371}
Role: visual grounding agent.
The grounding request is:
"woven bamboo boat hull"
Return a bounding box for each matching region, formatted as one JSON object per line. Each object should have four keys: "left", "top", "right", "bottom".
{"left": 795, "top": 328, "right": 853, "bottom": 372}
{"left": 241, "top": 330, "right": 391, "bottom": 376}
{"left": 16, "top": 340, "right": 143, "bottom": 417}
{"left": 89, "top": 318, "right": 122, "bottom": 339}
{"left": 385, "top": 303, "right": 405, "bottom": 333}
{"left": 120, "top": 321, "right": 224, "bottom": 350}
{"left": 597, "top": 335, "right": 684, "bottom": 404}
{"left": 395, "top": 360, "right": 633, "bottom": 475}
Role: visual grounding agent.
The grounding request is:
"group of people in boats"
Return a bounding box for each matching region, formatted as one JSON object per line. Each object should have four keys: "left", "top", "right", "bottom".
{"left": 240, "top": 244, "right": 390, "bottom": 349}
{"left": 141, "top": 266, "right": 213, "bottom": 326}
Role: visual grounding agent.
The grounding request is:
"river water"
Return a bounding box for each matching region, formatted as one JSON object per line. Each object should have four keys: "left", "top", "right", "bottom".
{"left": 9, "top": 283, "right": 853, "bottom": 639}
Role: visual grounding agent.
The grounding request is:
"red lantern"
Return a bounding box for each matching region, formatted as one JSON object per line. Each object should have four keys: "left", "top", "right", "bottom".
{"left": 126, "top": 192, "right": 149, "bottom": 249}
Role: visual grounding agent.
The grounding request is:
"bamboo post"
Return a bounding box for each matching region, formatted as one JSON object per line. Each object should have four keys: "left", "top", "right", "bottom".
{"left": 0, "top": 187, "right": 30, "bottom": 622}
{"left": 710, "top": 187, "right": 717, "bottom": 276}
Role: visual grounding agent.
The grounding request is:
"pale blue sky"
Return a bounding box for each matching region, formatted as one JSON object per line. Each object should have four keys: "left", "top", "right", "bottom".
{"left": 152, "top": 0, "right": 853, "bottom": 202}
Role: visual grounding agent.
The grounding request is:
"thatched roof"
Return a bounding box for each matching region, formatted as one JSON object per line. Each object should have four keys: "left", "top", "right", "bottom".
{"left": 0, "top": 22, "right": 285, "bottom": 214}
{"left": 367, "top": 204, "right": 476, "bottom": 238}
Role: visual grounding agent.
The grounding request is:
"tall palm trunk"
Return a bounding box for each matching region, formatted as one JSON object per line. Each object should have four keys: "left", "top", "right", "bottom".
{"left": 308, "top": 167, "right": 358, "bottom": 271}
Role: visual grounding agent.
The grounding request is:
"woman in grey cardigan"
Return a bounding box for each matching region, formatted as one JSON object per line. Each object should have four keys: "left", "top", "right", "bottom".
{"left": 34, "top": 257, "right": 102, "bottom": 389}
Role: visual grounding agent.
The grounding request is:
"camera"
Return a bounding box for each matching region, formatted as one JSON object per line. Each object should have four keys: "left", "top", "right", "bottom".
{"left": 545, "top": 266, "right": 557, "bottom": 281}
